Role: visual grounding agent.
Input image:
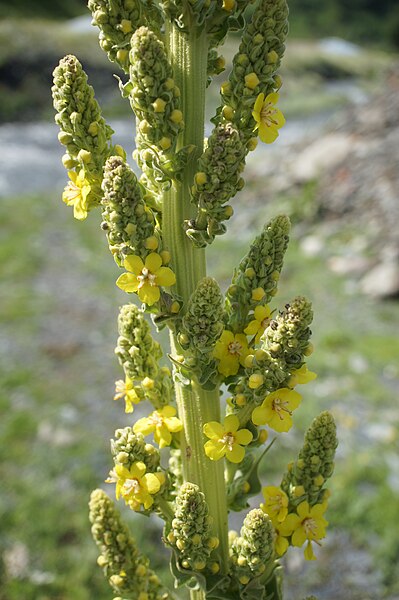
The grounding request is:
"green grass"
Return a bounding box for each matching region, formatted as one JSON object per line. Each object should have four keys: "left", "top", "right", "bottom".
{"left": 1, "top": 188, "right": 399, "bottom": 597}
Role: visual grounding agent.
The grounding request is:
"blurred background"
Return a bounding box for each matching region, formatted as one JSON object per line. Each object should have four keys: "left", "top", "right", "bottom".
{"left": 1, "top": 1, "right": 399, "bottom": 599}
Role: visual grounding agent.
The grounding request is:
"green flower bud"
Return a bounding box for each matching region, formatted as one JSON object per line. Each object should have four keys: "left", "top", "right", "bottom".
{"left": 185, "top": 124, "right": 247, "bottom": 247}
{"left": 168, "top": 483, "right": 216, "bottom": 572}
{"left": 115, "top": 304, "right": 172, "bottom": 407}
{"left": 102, "top": 156, "right": 156, "bottom": 265}
{"left": 263, "top": 296, "right": 313, "bottom": 370}
{"left": 180, "top": 277, "right": 225, "bottom": 386}
{"left": 111, "top": 428, "right": 160, "bottom": 472}
{"left": 230, "top": 508, "right": 275, "bottom": 583}
{"left": 281, "top": 412, "right": 337, "bottom": 505}
{"left": 226, "top": 215, "right": 290, "bottom": 332}
{"left": 88, "top": 0, "right": 162, "bottom": 72}
{"left": 89, "top": 489, "right": 168, "bottom": 599}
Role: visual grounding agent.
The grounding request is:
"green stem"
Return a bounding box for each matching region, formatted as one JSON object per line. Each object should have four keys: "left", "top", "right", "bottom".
{"left": 162, "top": 22, "right": 229, "bottom": 592}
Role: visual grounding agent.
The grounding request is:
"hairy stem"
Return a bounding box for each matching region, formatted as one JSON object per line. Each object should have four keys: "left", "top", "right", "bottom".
{"left": 163, "top": 23, "right": 229, "bottom": 591}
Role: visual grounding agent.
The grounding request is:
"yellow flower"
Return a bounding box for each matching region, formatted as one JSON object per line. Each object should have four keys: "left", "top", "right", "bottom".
{"left": 203, "top": 414, "right": 253, "bottom": 463}
{"left": 116, "top": 253, "right": 176, "bottom": 306}
{"left": 252, "top": 92, "right": 285, "bottom": 144}
{"left": 62, "top": 170, "right": 91, "bottom": 220}
{"left": 261, "top": 486, "right": 289, "bottom": 523}
{"left": 114, "top": 377, "right": 141, "bottom": 413}
{"left": 252, "top": 388, "right": 302, "bottom": 433}
{"left": 288, "top": 364, "right": 317, "bottom": 387}
{"left": 213, "top": 330, "right": 249, "bottom": 377}
{"left": 133, "top": 405, "right": 183, "bottom": 448}
{"left": 244, "top": 305, "right": 272, "bottom": 343}
{"left": 106, "top": 462, "right": 163, "bottom": 511}
{"left": 278, "top": 501, "right": 328, "bottom": 560}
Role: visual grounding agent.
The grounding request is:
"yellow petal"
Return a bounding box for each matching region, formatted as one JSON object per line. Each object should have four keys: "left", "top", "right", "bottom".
{"left": 138, "top": 283, "right": 160, "bottom": 306}
{"left": 259, "top": 124, "right": 279, "bottom": 144}
{"left": 130, "top": 461, "right": 146, "bottom": 479}
{"left": 253, "top": 93, "right": 265, "bottom": 114}
{"left": 235, "top": 428, "right": 253, "bottom": 446}
{"left": 275, "top": 535, "right": 289, "bottom": 556}
{"left": 164, "top": 417, "right": 183, "bottom": 433}
{"left": 265, "top": 92, "right": 279, "bottom": 105}
{"left": 252, "top": 405, "right": 268, "bottom": 426}
{"left": 223, "top": 414, "right": 240, "bottom": 433}
{"left": 226, "top": 444, "right": 245, "bottom": 463}
{"left": 124, "top": 254, "right": 144, "bottom": 274}
{"left": 204, "top": 439, "right": 225, "bottom": 461}
{"left": 304, "top": 541, "right": 316, "bottom": 560}
{"left": 275, "top": 108, "right": 286, "bottom": 128}
{"left": 145, "top": 252, "right": 162, "bottom": 272}
{"left": 203, "top": 421, "right": 225, "bottom": 439}
{"left": 292, "top": 527, "right": 307, "bottom": 547}
{"left": 155, "top": 266, "right": 176, "bottom": 287}
{"left": 254, "top": 305, "right": 271, "bottom": 321}
{"left": 244, "top": 320, "right": 259, "bottom": 336}
{"left": 116, "top": 272, "right": 139, "bottom": 293}
{"left": 133, "top": 417, "right": 154, "bottom": 436}
{"left": 160, "top": 405, "right": 176, "bottom": 418}
{"left": 143, "top": 473, "right": 161, "bottom": 494}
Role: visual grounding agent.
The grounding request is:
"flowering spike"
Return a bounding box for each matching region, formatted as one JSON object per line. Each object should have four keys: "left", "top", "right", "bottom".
{"left": 226, "top": 215, "right": 290, "bottom": 333}
{"left": 185, "top": 124, "right": 247, "bottom": 247}
{"left": 52, "top": 55, "right": 114, "bottom": 218}
{"left": 167, "top": 482, "right": 217, "bottom": 572}
{"left": 263, "top": 296, "right": 313, "bottom": 371}
{"left": 230, "top": 508, "right": 275, "bottom": 585}
{"left": 101, "top": 156, "right": 156, "bottom": 265}
{"left": 281, "top": 411, "right": 338, "bottom": 506}
{"left": 89, "top": 489, "right": 169, "bottom": 599}
{"left": 180, "top": 277, "right": 225, "bottom": 385}
{"left": 129, "top": 27, "right": 184, "bottom": 194}
{"left": 88, "top": 0, "right": 162, "bottom": 72}
{"left": 221, "top": 0, "right": 288, "bottom": 136}
{"left": 115, "top": 304, "right": 172, "bottom": 407}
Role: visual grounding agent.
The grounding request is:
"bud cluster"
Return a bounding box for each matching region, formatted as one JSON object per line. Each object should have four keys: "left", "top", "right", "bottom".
{"left": 101, "top": 156, "right": 157, "bottom": 266}
{"left": 179, "top": 277, "right": 225, "bottom": 387}
{"left": 91, "top": 0, "right": 162, "bottom": 69}
{"left": 281, "top": 412, "right": 338, "bottom": 506}
{"left": 185, "top": 123, "right": 247, "bottom": 247}
{"left": 111, "top": 428, "right": 161, "bottom": 472}
{"left": 226, "top": 215, "right": 291, "bottom": 333}
{"left": 129, "top": 27, "right": 184, "bottom": 194}
{"left": 89, "top": 489, "right": 168, "bottom": 600}
{"left": 230, "top": 509, "right": 275, "bottom": 585}
{"left": 262, "top": 296, "right": 313, "bottom": 371}
{"left": 221, "top": 0, "right": 288, "bottom": 135}
{"left": 166, "top": 483, "right": 219, "bottom": 573}
{"left": 115, "top": 304, "right": 172, "bottom": 407}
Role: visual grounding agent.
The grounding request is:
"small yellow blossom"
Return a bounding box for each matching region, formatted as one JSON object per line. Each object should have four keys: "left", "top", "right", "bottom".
{"left": 203, "top": 414, "right": 253, "bottom": 463}
{"left": 116, "top": 253, "right": 176, "bottom": 305}
{"left": 252, "top": 92, "right": 285, "bottom": 144}
{"left": 213, "top": 330, "right": 249, "bottom": 377}
{"left": 106, "top": 462, "right": 163, "bottom": 511}
{"left": 261, "top": 486, "right": 288, "bottom": 523}
{"left": 133, "top": 405, "right": 183, "bottom": 448}
{"left": 244, "top": 305, "right": 272, "bottom": 343}
{"left": 62, "top": 170, "right": 91, "bottom": 220}
{"left": 252, "top": 388, "right": 302, "bottom": 433}
{"left": 288, "top": 364, "right": 317, "bottom": 387}
{"left": 278, "top": 501, "right": 328, "bottom": 560}
{"left": 273, "top": 524, "right": 290, "bottom": 557}
{"left": 114, "top": 377, "right": 141, "bottom": 413}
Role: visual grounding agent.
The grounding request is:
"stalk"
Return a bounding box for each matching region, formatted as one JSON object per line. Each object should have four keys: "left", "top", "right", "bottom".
{"left": 163, "top": 23, "right": 229, "bottom": 580}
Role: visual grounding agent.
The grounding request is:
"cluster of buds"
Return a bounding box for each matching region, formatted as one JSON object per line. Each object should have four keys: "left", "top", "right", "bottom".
{"left": 114, "top": 303, "right": 173, "bottom": 411}
{"left": 89, "top": 489, "right": 168, "bottom": 599}
{"left": 53, "top": 0, "right": 338, "bottom": 598}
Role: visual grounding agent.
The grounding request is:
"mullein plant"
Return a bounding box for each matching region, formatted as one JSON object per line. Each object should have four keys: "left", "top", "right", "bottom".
{"left": 52, "top": 1, "right": 338, "bottom": 598}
